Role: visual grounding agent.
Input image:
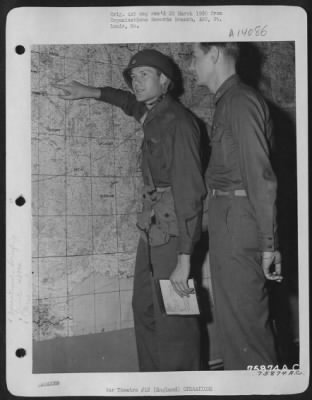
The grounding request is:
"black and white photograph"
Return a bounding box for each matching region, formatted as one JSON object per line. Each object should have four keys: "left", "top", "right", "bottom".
{"left": 6, "top": 5, "right": 309, "bottom": 397}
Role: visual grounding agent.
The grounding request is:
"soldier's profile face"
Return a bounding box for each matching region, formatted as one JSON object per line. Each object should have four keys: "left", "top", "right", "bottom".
{"left": 130, "top": 66, "right": 163, "bottom": 103}
{"left": 190, "top": 43, "right": 214, "bottom": 88}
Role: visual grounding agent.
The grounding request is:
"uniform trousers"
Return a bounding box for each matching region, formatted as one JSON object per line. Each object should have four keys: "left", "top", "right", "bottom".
{"left": 208, "top": 195, "right": 277, "bottom": 370}
{"left": 132, "top": 236, "right": 201, "bottom": 371}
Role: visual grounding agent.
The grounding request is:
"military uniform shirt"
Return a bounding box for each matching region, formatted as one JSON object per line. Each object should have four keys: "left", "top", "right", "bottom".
{"left": 205, "top": 74, "right": 278, "bottom": 251}
{"left": 100, "top": 88, "right": 206, "bottom": 254}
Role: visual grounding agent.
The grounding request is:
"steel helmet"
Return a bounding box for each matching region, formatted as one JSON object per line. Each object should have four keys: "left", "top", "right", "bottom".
{"left": 123, "top": 49, "right": 177, "bottom": 90}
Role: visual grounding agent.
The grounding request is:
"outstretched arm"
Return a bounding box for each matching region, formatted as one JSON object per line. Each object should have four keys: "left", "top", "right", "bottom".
{"left": 53, "top": 80, "right": 101, "bottom": 100}
{"left": 53, "top": 80, "right": 147, "bottom": 122}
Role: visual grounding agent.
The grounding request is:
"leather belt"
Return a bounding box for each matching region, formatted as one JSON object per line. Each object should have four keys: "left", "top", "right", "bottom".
{"left": 211, "top": 189, "right": 247, "bottom": 197}
{"left": 155, "top": 186, "right": 171, "bottom": 193}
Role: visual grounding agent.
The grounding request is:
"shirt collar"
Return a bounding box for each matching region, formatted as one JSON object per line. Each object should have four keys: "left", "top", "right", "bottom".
{"left": 213, "top": 74, "right": 240, "bottom": 104}
{"left": 143, "top": 94, "right": 173, "bottom": 126}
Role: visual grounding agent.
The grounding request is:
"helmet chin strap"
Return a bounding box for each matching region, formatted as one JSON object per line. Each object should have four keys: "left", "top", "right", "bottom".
{"left": 145, "top": 93, "right": 166, "bottom": 109}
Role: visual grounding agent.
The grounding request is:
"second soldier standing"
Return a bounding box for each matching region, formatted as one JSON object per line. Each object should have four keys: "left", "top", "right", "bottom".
{"left": 190, "top": 42, "right": 283, "bottom": 370}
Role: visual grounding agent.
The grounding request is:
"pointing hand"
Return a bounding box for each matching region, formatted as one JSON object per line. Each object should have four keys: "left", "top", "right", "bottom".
{"left": 52, "top": 80, "right": 100, "bottom": 100}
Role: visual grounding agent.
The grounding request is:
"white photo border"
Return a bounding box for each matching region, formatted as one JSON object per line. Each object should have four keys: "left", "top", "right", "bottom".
{"left": 6, "top": 5, "right": 309, "bottom": 397}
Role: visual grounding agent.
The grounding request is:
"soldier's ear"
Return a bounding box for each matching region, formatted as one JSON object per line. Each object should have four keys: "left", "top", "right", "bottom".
{"left": 159, "top": 73, "right": 170, "bottom": 93}
{"left": 159, "top": 73, "right": 168, "bottom": 85}
{"left": 210, "top": 46, "right": 220, "bottom": 64}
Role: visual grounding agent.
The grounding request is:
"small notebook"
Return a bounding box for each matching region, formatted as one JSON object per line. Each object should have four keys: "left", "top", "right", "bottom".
{"left": 157, "top": 279, "right": 200, "bottom": 315}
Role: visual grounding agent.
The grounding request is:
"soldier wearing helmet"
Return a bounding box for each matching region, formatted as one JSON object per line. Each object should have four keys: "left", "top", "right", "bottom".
{"left": 123, "top": 49, "right": 176, "bottom": 92}
{"left": 54, "top": 48, "right": 206, "bottom": 371}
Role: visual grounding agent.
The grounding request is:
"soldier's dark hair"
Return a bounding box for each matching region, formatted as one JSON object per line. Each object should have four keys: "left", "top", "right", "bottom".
{"left": 199, "top": 42, "right": 240, "bottom": 63}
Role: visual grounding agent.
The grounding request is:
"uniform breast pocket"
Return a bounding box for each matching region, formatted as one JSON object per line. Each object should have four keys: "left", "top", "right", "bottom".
{"left": 211, "top": 122, "right": 236, "bottom": 168}
{"left": 210, "top": 123, "right": 225, "bottom": 166}
{"left": 147, "top": 137, "right": 161, "bottom": 156}
{"left": 146, "top": 136, "right": 168, "bottom": 182}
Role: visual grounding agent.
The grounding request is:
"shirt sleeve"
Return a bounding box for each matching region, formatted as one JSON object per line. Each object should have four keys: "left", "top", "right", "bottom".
{"left": 231, "top": 92, "right": 278, "bottom": 251}
{"left": 99, "top": 87, "right": 147, "bottom": 122}
{"left": 170, "top": 117, "right": 207, "bottom": 254}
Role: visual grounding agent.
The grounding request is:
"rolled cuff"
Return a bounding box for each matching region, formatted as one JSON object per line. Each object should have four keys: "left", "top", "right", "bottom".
{"left": 177, "top": 214, "right": 202, "bottom": 254}
{"left": 177, "top": 237, "right": 194, "bottom": 255}
{"left": 259, "top": 233, "right": 279, "bottom": 251}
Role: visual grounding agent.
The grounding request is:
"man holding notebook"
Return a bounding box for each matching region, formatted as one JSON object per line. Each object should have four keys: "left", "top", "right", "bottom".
{"left": 55, "top": 49, "right": 206, "bottom": 371}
